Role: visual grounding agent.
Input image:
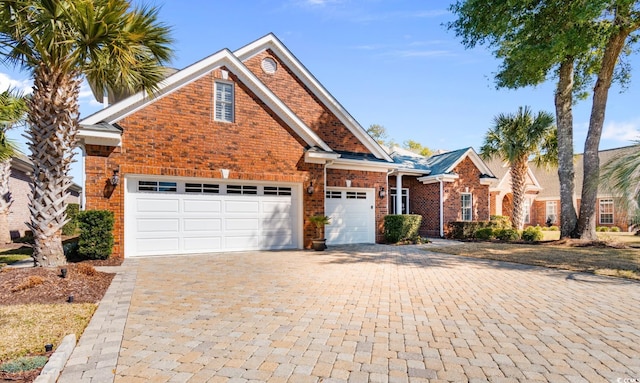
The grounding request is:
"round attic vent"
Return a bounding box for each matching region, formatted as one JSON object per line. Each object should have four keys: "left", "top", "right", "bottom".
{"left": 261, "top": 57, "right": 277, "bottom": 74}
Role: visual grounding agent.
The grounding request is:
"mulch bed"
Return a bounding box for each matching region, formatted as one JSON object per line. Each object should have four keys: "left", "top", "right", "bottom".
{"left": 0, "top": 262, "right": 116, "bottom": 306}
{"left": 0, "top": 368, "right": 45, "bottom": 383}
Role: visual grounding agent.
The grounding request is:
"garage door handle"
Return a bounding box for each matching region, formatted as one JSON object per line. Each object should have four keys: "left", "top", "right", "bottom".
{"left": 371, "top": 205, "right": 373, "bottom": 209}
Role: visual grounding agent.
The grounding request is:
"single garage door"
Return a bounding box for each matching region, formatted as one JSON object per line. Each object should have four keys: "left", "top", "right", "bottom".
{"left": 325, "top": 188, "right": 375, "bottom": 245}
{"left": 124, "top": 177, "right": 300, "bottom": 256}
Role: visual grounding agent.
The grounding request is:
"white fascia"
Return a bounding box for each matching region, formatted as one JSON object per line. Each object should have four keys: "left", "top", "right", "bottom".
{"left": 417, "top": 173, "right": 459, "bottom": 184}
{"left": 235, "top": 34, "right": 393, "bottom": 162}
{"left": 327, "top": 158, "right": 396, "bottom": 173}
{"left": 77, "top": 127, "right": 122, "bottom": 147}
{"left": 480, "top": 177, "right": 497, "bottom": 186}
{"left": 79, "top": 49, "right": 331, "bottom": 152}
{"left": 305, "top": 150, "right": 340, "bottom": 164}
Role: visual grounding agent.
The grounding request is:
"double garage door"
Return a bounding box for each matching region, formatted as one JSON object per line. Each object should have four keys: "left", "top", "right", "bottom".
{"left": 124, "top": 178, "right": 376, "bottom": 257}
{"left": 124, "top": 177, "right": 300, "bottom": 257}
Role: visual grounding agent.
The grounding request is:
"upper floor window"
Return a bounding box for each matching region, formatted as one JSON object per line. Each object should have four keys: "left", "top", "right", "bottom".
{"left": 461, "top": 193, "right": 472, "bottom": 221}
{"left": 214, "top": 81, "right": 234, "bottom": 122}
{"left": 545, "top": 201, "right": 557, "bottom": 224}
{"left": 599, "top": 199, "right": 614, "bottom": 224}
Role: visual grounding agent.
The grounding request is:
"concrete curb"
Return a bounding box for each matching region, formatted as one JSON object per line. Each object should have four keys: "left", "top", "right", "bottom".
{"left": 33, "top": 333, "right": 76, "bottom": 383}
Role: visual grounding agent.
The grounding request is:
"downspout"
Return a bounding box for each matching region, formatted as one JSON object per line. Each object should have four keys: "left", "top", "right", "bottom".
{"left": 439, "top": 177, "right": 444, "bottom": 238}
{"left": 80, "top": 144, "right": 86, "bottom": 211}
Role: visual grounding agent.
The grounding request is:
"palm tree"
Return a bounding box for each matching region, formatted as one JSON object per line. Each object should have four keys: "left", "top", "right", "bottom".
{"left": 0, "top": 0, "right": 173, "bottom": 266}
{"left": 481, "top": 106, "right": 556, "bottom": 230}
{"left": 600, "top": 142, "right": 640, "bottom": 233}
{"left": 0, "top": 88, "right": 26, "bottom": 244}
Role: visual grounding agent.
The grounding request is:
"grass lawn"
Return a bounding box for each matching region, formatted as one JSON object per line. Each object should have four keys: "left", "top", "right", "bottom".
{"left": 427, "top": 233, "right": 640, "bottom": 280}
{"left": 0, "top": 303, "right": 96, "bottom": 362}
{"left": 0, "top": 246, "right": 32, "bottom": 269}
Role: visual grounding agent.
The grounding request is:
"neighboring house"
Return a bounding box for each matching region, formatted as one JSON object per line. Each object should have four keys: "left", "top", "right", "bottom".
{"left": 9, "top": 154, "right": 82, "bottom": 239}
{"left": 486, "top": 145, "right": 638, "bottom": 231}
{"left": 388, "top": 146, "right": 496, "bottom": 237}
{"left": 77, "top": 34, "right": 496, "bottom": 258}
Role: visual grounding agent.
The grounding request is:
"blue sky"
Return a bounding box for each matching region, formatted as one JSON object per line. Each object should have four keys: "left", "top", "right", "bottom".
{"left": 1, "top": 0, "right": 639, "bottom": 183}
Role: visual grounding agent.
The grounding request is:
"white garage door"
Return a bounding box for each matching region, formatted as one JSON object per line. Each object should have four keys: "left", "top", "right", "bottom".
{"left": 125, "top": 177, "right": 300, "bottom": 257}
{"left": 325, "top": 188, "right": 375, "bottom": 245}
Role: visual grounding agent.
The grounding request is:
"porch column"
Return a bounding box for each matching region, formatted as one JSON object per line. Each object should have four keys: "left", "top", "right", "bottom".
{"left": 396, "top": 173, "right": 403, "bottom": 214}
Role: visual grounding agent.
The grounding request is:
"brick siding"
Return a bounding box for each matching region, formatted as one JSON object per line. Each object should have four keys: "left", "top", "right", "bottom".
{"left": 85, "top": 60, "right": 384, "bottom": 256}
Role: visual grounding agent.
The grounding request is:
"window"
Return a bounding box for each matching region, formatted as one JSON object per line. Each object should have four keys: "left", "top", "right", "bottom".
{"left": 461, "top": 193, "right": 472, "bottom": 221}
{"left": 523, "top": 199, "right": 531, "bottom": 224}
{"left": 326, "top": 191, "right": 342, "bottom": 199}
{"left": 264, "top": 186, "right": 292, "bottom": 196}
{"left": 599, "top": 199, "right": 614, "bottom": 224}
{"left": 346, "top": 191, "right": 367, "bottom": 199}
{"left": 545, "top": 201, "right": 557, "bottom": 224}
{"left": 214, "top": 82, "right": 234, "bottom": 122}
{"left": 138, "top": 181, "right": 177, "bottom": 193}
{"left": 185, "top": 183, "right": 219, "bottom": 194}
{"left": 390, "top": 188, "right": 409, "bottom": 214}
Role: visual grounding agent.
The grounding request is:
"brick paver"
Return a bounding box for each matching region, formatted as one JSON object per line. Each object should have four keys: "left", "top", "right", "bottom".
{"left": 60, "top": 244, "right": 640, "bottom": 382}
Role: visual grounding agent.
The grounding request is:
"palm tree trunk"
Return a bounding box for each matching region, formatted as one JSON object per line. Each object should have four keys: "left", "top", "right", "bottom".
{"left": 577, "top": 16, "right": 633, "bottom": 240}
{"left": 554, "top": 58, "right": 578, "bottom": 238}
{"left": 0, "top": 159, "right": 12, "bottom": 244}
{"left": 26, "top": 65, "right": 80, "bottom": 267}
{"left": 510, "top": 157, "right": 528, "bottom": 230}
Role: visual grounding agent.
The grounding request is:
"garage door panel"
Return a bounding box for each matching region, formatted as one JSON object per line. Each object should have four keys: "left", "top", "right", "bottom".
{"left": 225, "top": 200, "right": 260, "bottom": 213}
{"left": 137, "top": 237, "right": 180, "bottom": 254}
{"left": 136, "top": 218, "right": 179, "bottom": 232}
{"left": 325, "top": 188, "right": 374, "bottom": 245}
{"left": 183, "top": 218, "right": 222, "bottom": 232}
{"left": 225, "top": 235, "right": 259, "bottom": 250}
{"left": 126, "top": 179, "right": 298, "bottom": 256}
{"left": 225, "top": 218, "right": 259, "bottom": 231}
{"left": 183, "top": 199, "right": 221, "bottom": 213}
{"left": 137, "top": 199, "right": 179, "bottom": 213}
{"left": 183, "top": 236, "right": 222, "bottom": 251}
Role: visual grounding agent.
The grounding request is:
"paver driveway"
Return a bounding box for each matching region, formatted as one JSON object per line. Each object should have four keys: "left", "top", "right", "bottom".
{"left": 60, "top": 244, "right": 640, "bottom": 382}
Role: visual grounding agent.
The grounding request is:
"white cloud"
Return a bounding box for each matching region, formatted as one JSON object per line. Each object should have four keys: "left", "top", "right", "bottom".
{"left": 602, "top": 119, "right": 640, "bottom": 142}
{"left": 0, "top": 72, "right": 32, "bottom": 94}
{"left": 79, "top": 80, "right": 102, "bottom": 107}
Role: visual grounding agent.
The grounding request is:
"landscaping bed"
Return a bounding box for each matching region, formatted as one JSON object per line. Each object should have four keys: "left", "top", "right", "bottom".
{"left": 0, "top": 246, "right": 119, "bottom": 382}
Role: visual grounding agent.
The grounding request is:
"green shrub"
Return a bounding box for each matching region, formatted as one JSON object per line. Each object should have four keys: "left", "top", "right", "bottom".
{"left": 596, "top": 226, "right": 609, "bottom": 232}
{"left": 489, "top": 215, "right": 512, "bottom": 229}
{"left": 495, "top": 228, "right": 520, "bottom": 241}
{"left": 475, "top": 227, "right": 494, "bottom": 240}
{"left": 61, "top": 203, "right": 80, "bottom": 236}
{"left": 521, "top": 226, "right": 543, "bottom": 242}
{"left": 548, "top": 226, "right": 559, "bottom": 231}
{"left": 610, "top": 226, "right": 621, "bottom": 232}
{"left": 77, "top": 210, "right": 114, "bottom": 260}
{"left": 1, "top": 356, "right": 48, "bottom": 373}
{"left": 447, "top": 221, "right": 489, "bottom": 239}
{"left": 540, "top": 226, "right": 549, "bottom": 231}
{"left": 384, "top": 215, "right": 422, "bottom": 243}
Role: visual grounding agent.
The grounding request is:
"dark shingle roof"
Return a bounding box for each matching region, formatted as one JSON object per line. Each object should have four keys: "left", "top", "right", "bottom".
{"left": 390, "top": 147, "right": 476, "bottom": 176}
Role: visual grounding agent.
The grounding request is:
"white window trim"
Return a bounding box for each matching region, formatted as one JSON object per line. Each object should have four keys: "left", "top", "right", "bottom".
{"left": 599, "top": 199, "right": 614, "bottom": 225}
{"left": 214, "top": 81, "right": 234, "bottom": 123}
{"left": 390, "top": 187, "right": 409, "bottom": 214}
{"left": 523, "top": 198, "right": 531, "bottom": 224}
{"left": 461, "top": 193, "right": 472, "bottom": 221}
{"left": 545, "top": 201, "right": 557, "bottom": 223}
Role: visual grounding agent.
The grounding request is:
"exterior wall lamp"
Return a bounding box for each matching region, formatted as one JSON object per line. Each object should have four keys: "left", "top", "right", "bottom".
{"left": 307, "top": 181, "right": 315, "bottom": 195}
{"left": 110, "top": 169, "right": 120, "bottom": 186}
{"left": 379, "top": 186, "right": 386, "bottom": 199}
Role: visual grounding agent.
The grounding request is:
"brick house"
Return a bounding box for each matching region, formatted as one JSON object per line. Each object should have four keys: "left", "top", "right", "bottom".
{"left": 9, "top": 154, "right": 81, "bottom": 239}
{"left": 388, "top": 147, "right": 496, "bottom": 237}
{"left": 77, "top": 34, "right": 496, "bottom": 258}
{"left": 486, "top": 145, "right": 638, "bottom": 231}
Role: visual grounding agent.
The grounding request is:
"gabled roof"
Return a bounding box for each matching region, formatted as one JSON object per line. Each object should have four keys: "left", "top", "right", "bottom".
{"left": 390, "top": 147, "right": 497, "bottom": 182}
{"left": 79, "top": 47, "right": 332, "bottom": 152}
{"left": 484, "top": 157, "right": 542, "bottom": 193}
{"left": 531, "top": 144, "right": 639, "bottom": 198}
{"left": 234, "top": 33, "right": 392, "bottom": 162}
